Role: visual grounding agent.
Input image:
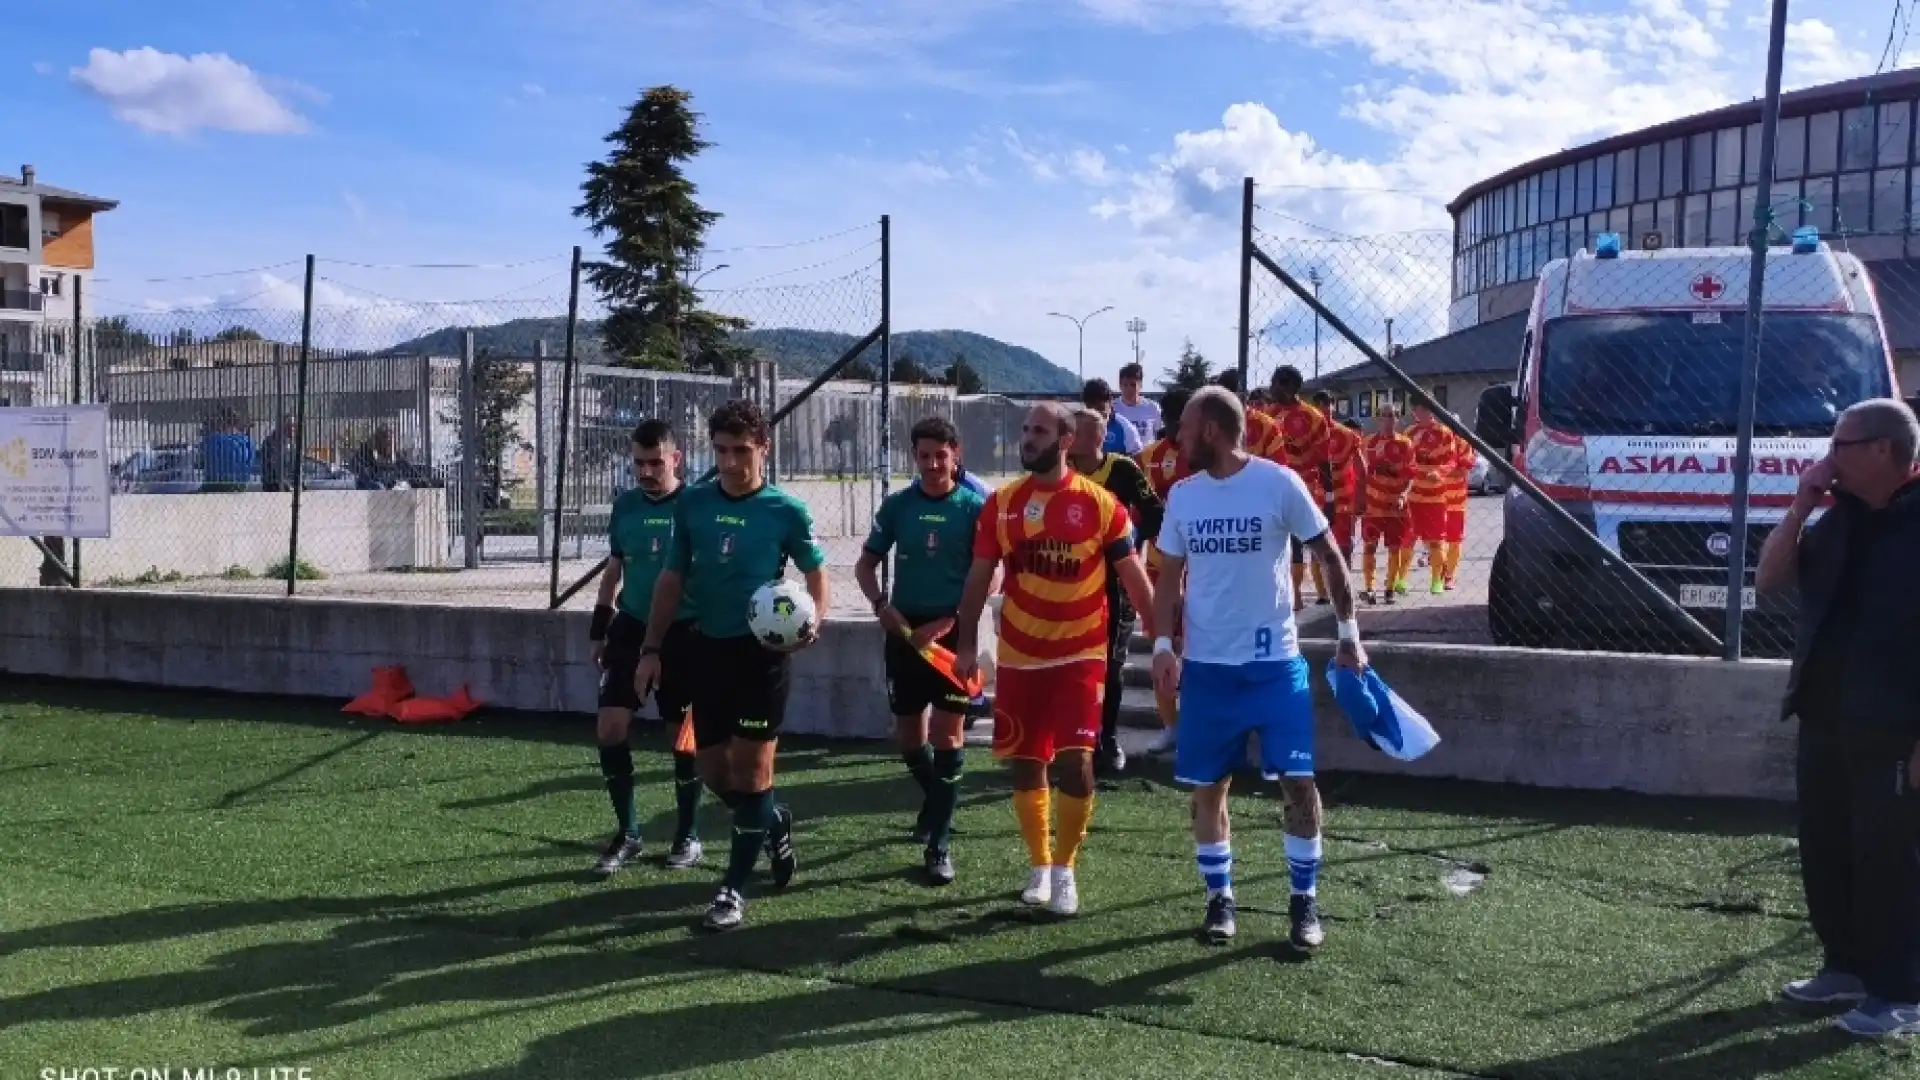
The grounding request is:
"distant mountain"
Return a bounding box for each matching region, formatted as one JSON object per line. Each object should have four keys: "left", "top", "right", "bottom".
{"left": 383, "top": 320, "right": 1078, "bottom": 394}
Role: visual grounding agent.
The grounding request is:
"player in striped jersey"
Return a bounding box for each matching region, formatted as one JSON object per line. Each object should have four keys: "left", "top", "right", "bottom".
{"left": 953, "top": 403, "right": 1154, "bottom": 916}
{"left": 1137, "top": 387, "right": 1193, "bottom": 756}
{"left": 1309, "top": 392, "right": 1365, "bottom": 607}
{"left": 1360, "top": 405, "right": 1416, "bottom": 604}
{"left": 1406, "top": 402, "right": 1456, "bottom": 596}
{"left": 1441, "top": 432, "right": 1476, "bottom": 591}
{"left": 1266, "top": 367, "right": 1333, "bottom": 608}
{"left": 1215, "top": 370, "right": 1286, "bottom": 465}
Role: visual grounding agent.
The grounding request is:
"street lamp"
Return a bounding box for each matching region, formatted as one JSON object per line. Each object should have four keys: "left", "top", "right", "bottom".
{"left": 1048, "top": 305, "right": 1114, "bottom": 384}
{"left": 1307, "top": 267, "right": 1323, "bottom": 380}
{"left": 1125, "top": 317, "right": 1147, "bottom": 367}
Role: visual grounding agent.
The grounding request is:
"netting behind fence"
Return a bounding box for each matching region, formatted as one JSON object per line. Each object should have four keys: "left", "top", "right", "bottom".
{"left": 1247, "top": 195, "right": 1905, "bottom": 658}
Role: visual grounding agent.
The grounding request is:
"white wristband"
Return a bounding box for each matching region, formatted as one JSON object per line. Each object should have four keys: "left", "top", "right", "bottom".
{"left": 1336, "top": 619, "right": 1360, "bottom": 644}
{"left": 1153, "top": 636, "right": 1175, "bottom": 656}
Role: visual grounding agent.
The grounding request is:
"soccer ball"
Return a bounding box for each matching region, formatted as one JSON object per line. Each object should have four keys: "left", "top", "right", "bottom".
{"left": 747, "top": 579, "right": 816, "bottom": 652}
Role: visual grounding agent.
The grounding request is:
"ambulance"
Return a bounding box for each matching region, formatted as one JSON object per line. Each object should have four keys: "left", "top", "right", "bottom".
{"left": 1474, "top": 230, "right": 1901, "bottom": 652}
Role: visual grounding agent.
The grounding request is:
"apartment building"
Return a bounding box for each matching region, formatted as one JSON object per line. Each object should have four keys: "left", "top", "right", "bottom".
{"left": 0, "top": 164, "right": 117, "bottom": 402}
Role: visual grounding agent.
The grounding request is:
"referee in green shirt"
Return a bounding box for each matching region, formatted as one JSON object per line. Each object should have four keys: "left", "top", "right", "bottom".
{"left": 637, "top": 399, "right": 830, "bottom": 932}
{"left": 589, "top": 419, "right": 705, "bottom": 875}
{"left": 855, "top": 416, "right": 988, "bottom": 886}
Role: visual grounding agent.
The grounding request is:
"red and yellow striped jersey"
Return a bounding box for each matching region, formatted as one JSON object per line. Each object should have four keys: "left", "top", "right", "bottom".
{"left": 1407, "top": 420, "right": 1455, "bottom": 505}
{"left": 1445, "top": 438, "right": 1476, "bottom": 509}
{"left": 1137, "top": 437, "right": 1192, "bottom": 503}
{"left": 1269, "top": 400, "right": 1331, "bottom": 474}
{"left": 973, "top": 472, "right": 1133, "bottom": 669}
{"left": 1362, "top": 432, "right": 1416, "bottom": 518}
{"left": 1324, "top": 423, "right": 1364, "bottom": 514}
{"left": 1244, "top": 406, "right": 1286, "bottom": 464}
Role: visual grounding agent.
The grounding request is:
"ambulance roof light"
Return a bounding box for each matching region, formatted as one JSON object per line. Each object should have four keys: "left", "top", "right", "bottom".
{"left": 1594, "top": 232, "right": 1621, "bottom": 259}
{"left": 1792, "top": 226, "right": 1820, "bottom": 253}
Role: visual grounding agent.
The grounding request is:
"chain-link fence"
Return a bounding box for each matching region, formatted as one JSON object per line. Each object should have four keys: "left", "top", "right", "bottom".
{"left": 7, "top": 220, "right": 1055, "bottom": 614}
{"left": 1239, "top": 178, "right": 1908, "bottom": 659}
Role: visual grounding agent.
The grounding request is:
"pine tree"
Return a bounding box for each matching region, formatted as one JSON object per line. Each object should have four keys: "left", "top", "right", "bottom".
{"left": 1160, "top": 338, "right": 1212, "bottom": 393}
{"left": 574, "top": 86, "right": 747, "bottom": 372}
{"left": 947, "top": 354, "right": 984, "bottom": 394}
{"left": 891, "top": 355, "right": 930, "bottom": 385}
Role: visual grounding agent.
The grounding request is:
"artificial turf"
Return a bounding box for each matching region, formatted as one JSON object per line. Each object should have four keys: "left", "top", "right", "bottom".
{"left": 0, "top": 679, "right": 1913, "bottom": 1080}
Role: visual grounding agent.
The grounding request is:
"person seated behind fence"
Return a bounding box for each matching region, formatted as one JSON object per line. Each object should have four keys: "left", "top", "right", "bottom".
{"left": 199, "top": 409, "right": 256, "bottom": 492}
{"left": 259, "top": 415, "right": 299, "bottom": 493}
{"left": 351, "top": 426, "right": 412, "bottom": 490}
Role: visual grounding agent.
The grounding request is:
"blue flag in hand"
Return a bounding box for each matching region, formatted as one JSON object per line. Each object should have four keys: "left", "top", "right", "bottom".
{"left": 1325, "top": 661, "right": 1441, "bottom": 762}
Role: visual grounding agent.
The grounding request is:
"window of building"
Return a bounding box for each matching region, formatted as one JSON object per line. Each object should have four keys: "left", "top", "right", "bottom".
{"left": 1842, "top": 106, "right": 1876, "bottom": 171}
{"left": 1709, "top": 189, "right": 1738, "bottom": 245}
{"left": 39, "top": 275, "right": 60, "bottom": 297}
{"left": 1357, "top": 392, "right": 1373, "bottom": 419}
{"left": 1630, "top": 202, "right": 1654, "bottom": 244}
{"left": 1743, "top": 124, "right": 1761, "bottom": 184}
{"left": 1615, "top": 148, "right": 1636, "bottom": 205}
{"left": 1803, "top": 175, "right": 1834, "bottom": 231}
{"left": 1777, "top": 115, "right": 1807, "bottom": 179}
{"left": 1557, "top": 163, "right": 1576, "bottom": 218}
{"left": 1809, "top": 111, "right": 1840, "bottom": 174}
{"left": 1715, "top": 127, "right": 1742, "bottom": 187}
{"left": 1662, "top": 137, "right": 1685, "bottom": 196}
{"left": 0, "top": 205, "right": 26, "bottom": 249}
{"left": 1550, "top": 218, "right": 1569, "bottom": 260}
{"left": 1738, "top": 186, "right": 1757, "bottom": 242}
{"left": 1683, "top": 193, "right": 1709, "bottom": 245}
{"left": 1574, "top": 158, "right": 1594, "bottom": 213}
{"left": 1595, "top": 153, "right": 1615, "bottom": 209}
{"left": 1587, "top": 210, "right": 1610, "bottom": 248}
{"left": 1524, "top": 174, "right": 1540, "bottom": 228}
{"left": 1879, "top": 100, "right": 1912, "bottom": 167}
{"left": 1638, "top": 143, "right": 1661, "bottom": 202}
{"left": 1533, "top": 225, "right": 1550, "bottom": 272}
{"left": 1691, "top": 132, "right": 1715, "bottom": 193}
{"left": 1536, "top": 168, "right": 1555, "bottom": 223}
{"left": 1836, "top": 171, "right": 1871, "bottom": 234}
{"left": 1434, "top": 384, "right": 1450, "bottom": 408}
{"left": 1873, "top": 168, "right": 1907, "bottom": 232}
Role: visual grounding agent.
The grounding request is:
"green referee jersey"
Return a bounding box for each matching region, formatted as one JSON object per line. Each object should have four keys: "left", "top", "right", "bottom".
{"left": 608, "top": 486, "right": 695, "bottom": 622}
{"left": 863, "top": 481, "right": 986, "bottom": 622}
{"left": 668, "top": 481, "right": 827, "bottom": 639}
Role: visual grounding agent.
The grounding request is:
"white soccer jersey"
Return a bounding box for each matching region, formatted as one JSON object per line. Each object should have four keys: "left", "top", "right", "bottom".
{"left": 1156, "top": 456, "right": 1329, "bottom": 666}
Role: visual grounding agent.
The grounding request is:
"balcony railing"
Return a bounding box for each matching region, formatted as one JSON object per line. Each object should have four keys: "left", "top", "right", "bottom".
{"left": 0, "top": 290, "right": 45, "bottom": 313}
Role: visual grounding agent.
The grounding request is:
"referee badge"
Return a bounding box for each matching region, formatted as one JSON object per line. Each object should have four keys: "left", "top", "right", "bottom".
{"left": 926, "top": 530, "right": 939, "bottom": 552}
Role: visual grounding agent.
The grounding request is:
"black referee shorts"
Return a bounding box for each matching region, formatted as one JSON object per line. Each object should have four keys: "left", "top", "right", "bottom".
{"left": 689, "top": 632, "right": 793, "bottom": 749}
{"left": 598, "top": 615, "right": 695, "bottom": 720}
{"left": 884, "top": 615, "right": 971, "bottom": 718}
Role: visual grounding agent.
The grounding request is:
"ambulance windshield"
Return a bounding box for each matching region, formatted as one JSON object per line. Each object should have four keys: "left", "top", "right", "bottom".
{"left": 1536, "top": 312, "right": 1890, "bottom": 437}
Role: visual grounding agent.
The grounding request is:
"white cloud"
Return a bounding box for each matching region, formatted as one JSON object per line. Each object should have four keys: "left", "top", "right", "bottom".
{"left": 70, "top": 47, "right": 308, "bottom": 135}
{"left": 520, "top": 81, "right": 546, "bottom": 98}
{"left": 32, "top": 61, "right": 53, "bottom": 76}
{"left": 1783, "top": 19, "right": 1873, "bottom": 87}
{"left": 123, "top": 271, "right": 517, "bottom": 351}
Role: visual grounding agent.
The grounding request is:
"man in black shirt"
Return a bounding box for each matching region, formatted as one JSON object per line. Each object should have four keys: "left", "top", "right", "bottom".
{"left": 1757, "top": 397, "right": 1920, "bottom": 1039}
{"left": 1069, "top": 405, "right": 1163, "bottom": 775}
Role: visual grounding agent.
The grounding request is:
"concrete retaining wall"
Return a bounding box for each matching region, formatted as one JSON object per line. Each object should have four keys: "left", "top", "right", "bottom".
{"left": 0, "top": 489, "right": 450, "bottom": 586}
{"left": 0, "top": 587, "right": 1796, "bottom": 799}
{"left": 1294, "top": 639, "right": 1795, "bottom": 800}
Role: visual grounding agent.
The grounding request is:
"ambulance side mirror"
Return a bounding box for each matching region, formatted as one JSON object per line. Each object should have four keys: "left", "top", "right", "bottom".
{"left": 1476, "top": 384, "right": 1517, "bottom": 452}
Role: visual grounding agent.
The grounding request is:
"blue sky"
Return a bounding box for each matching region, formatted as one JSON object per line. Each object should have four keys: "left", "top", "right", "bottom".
{"left": 8, "top": 0, "right": 1902, "bottom": 380}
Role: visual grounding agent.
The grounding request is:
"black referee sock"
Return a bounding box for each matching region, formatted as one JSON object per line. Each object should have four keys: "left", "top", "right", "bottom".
{"left": 671, "top": 751, "right": 701, "bottom": 844}
{"left": 928, "top": 748, "right": 963, "bottom": 852}
{"left": 598, "top": 743, "right": 637, "bottom": 840}
{"left": 726, "top": 789, "right": 774, "bottom": 891}
{"left": 903, "top": 742, "right": 935, "bottom": 795}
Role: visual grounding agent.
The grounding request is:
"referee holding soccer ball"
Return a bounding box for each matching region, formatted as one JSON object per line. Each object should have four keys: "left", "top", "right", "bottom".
{"left": 637, "top": 398, "right": 830, "bottom": 933}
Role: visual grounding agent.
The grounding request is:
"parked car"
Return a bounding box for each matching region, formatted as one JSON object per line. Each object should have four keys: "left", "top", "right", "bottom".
{"left": 113, "top": 446, "right": 359, "bottom": 494}
{"left": 1467, "top": 453, "right": 1508, "bottom": 495}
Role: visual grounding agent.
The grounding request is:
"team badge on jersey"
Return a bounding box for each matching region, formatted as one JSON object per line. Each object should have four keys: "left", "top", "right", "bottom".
{"left": 720, "top": 534, "right": 735, "bottom": 557}
{"left": 650, "top": 536, "right": 663, "bottom": 554}
{"left": 926, "top": 530, "right": 939, "bottom": 552}
{"left": 1044, "top": 490, "right": 1100, "bottom": 544}
{"left": 1283, "top": 410, "right": 1314, "bottom": 439}
{"left": 1024, "top": 501, "right": 1045, "bottom": 525}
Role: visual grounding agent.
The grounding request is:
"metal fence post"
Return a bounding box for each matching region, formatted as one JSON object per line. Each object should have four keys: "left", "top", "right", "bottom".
{"left": 287, "top": 254, "right": 316, "bottom": 596}
{"left": 766, "top": 360, "right": 781, "bottom": 485}
{"left": 878, "top": 215, "right": 892, "bottom": 594}
{"left": 534, "top": 339, "right": 549, "bottom": 562}
{"left": 1237, "top": 176, "right": 1254, "bottom": 391}
{"left": 1724, "top": 0, "right": 1790, "bottom": 662}
{"left": 70, "top": 273, "right": 83, "bottom": 584}
{"left": 460, "top": 329, "right": 481, "bottom": 570}
{"left": 549, "top": 246, "right": 582, "bottom": 608}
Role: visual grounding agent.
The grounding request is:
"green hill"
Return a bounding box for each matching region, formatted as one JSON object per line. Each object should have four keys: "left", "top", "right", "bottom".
{"left": 383, "top": 320, "right": 1078, "bottom": 394}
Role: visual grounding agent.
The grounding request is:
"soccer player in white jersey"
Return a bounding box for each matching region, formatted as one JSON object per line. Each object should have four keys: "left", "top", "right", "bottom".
{"left": 1150, "top": 387, "right": 1368, "bottom": 947}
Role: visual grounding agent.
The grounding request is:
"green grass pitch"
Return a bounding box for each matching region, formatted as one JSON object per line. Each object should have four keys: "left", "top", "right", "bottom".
{"left": 0, "top": 680, "right": 1913, "bottom": 1079}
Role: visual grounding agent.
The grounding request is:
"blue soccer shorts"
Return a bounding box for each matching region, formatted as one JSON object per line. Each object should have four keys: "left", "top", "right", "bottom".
{"left": 1174, "top": 655, "right": 1316, "bottom": 786}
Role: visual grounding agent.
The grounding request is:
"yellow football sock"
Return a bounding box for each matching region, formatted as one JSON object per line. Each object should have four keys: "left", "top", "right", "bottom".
{"left": 1445, "top": 542, "right": 1462, "bottom": 581}
{"left": 1363, "top": 544, "right": 1378, "bottom": 592}
{"left": 1054, "top": 792, "right": 1095, "bottom": 868}
{"left": 1013, "top": 788, "right": 1052, "bottom": 867}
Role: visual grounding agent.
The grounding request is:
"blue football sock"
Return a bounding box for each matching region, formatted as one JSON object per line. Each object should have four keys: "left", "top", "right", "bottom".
{"left": 1197, "top": 841, "right": 1233, "bottom": 899}
{"left": 1285, "top": 833, "right": 1322, "bottom": 896}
